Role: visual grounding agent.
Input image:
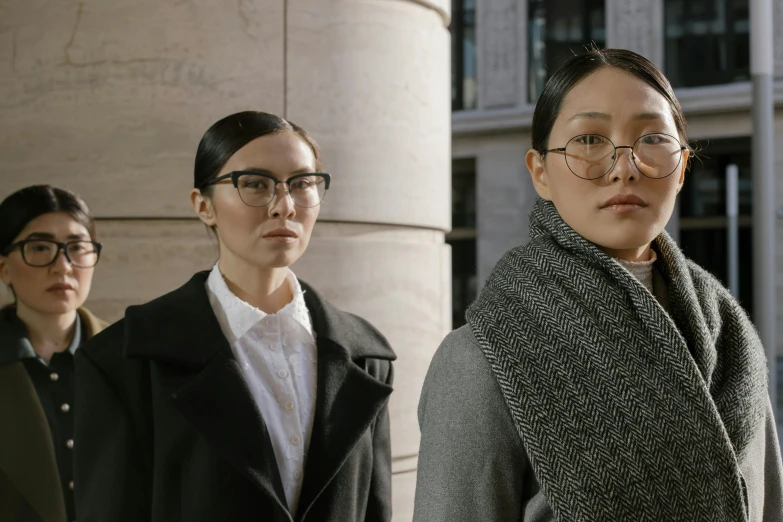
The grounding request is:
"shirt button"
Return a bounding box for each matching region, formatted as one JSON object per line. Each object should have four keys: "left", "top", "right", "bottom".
{"left": 68, "top": 480, "right": 74, "bottom": 490}
{"left": 66, "top": 439, "right": 74, "bottom": 450}
{"left": 284, "top": 400, "right": 295, "bottom": 411}
{"left": 290, "top": 435, "right": 301, "bottom": 445}
{"left": 294, "top": 470, "right": 303, "bottom": 480}
{"left": 277, "top": 369, "right": 289, "bottom": 379}
{"left": 60, "top": 403, "right": 71, "bottom": 413}
{"left": 50, "top": 373, "right": 59, "bottom": 381}
{"left": 269, "top": 343, "right": 279, "bottom": 351}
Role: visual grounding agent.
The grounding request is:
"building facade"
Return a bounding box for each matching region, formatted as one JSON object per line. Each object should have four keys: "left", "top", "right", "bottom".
{"left": 449, "top": 0, "right": 783, "bottom": 417}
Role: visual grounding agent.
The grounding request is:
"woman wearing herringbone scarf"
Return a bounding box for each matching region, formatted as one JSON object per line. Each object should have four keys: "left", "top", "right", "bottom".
{"left": 414, "top": 48, "right": 783, "bottom": 522}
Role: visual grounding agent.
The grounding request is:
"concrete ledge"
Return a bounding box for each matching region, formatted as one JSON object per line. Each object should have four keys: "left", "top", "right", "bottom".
{"left": 452, "top": 81, "right": 783, "bottom": 138}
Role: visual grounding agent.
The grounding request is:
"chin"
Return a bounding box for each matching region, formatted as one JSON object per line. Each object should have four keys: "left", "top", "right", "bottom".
{"left": 253, "top": 251, "right": 304, "bottom": 270}
{"left": 30, "top": 299, "right": 79, "bottom": 316}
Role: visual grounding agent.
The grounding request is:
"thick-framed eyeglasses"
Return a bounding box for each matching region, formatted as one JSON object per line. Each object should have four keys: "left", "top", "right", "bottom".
{"left": 2, "top": 239, "right": 102, "bottom": 268}
{"left": 544, "top": 133, "right": 687, "bottom": 180}
{"left": 199, "top": 171, "right": 331, "bottom": 208}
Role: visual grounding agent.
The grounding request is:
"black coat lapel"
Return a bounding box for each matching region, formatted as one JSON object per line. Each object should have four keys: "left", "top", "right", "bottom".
{"left": 296, "top": 283, "right": 395, "bottom": 519}
{"left": 123, "top": 271, "right": 289, "bottom": 516}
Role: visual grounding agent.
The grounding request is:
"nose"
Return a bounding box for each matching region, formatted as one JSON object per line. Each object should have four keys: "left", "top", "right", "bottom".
{"left": 50, "top": 248, "right": 73, "bottom": 274}
{"left": 608, "top": 145, "right": 638, "bottom": 183}
{"left": 268, "top": 183, "right": 296, "bottom": 218}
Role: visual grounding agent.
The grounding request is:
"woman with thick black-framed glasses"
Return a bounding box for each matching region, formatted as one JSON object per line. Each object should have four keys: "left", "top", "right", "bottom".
{"left": 0, "top": 185, "right": 107, "bottom": 522}
{"left": 73, "top": 111, "right": 396, "bottom": 522}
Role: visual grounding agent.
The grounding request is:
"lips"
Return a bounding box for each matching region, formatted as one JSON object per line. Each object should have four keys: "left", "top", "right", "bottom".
{"left": 263, "top": 228, "right": 299, "bottom": 239}
{"left": 600, "top": 194, "right": 648, "bottom": 208}
{"left": 47, "top": 283, "right": 75, "bottom": 291}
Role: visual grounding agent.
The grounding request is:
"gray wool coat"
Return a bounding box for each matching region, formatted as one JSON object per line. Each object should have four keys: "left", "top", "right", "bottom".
{"left": 413, "top": 325, "right": 783, "bottom": 522}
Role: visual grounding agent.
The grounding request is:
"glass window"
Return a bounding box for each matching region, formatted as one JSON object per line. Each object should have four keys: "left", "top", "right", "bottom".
{"left": 664, "top": 0, "right": 749, "bottom": 88}
{"left": 528, "top": 0, "right": 606, "bottom": 103}
{"left": 678, "top": 137, "right": 754, "bottom": 317}
{"left": 448, "top": 158, "right": 478, "bottom": 328}
{"left": 452, "top": 0, "right": 478, "bottom": 111}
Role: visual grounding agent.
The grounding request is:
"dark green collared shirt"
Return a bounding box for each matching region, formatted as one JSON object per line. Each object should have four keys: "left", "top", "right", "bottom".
{"left": 0, "top": 306, "right": 82, "bottom": 522}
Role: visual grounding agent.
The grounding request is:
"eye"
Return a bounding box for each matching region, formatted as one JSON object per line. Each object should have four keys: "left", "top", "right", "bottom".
{"left": 241, "top": 176, "right": 272, "bottom": 190}
{"left": 575, "top": 134, "right": 607, "bottom": 146}
{"left": 290, "top": 179, "right": 312, "bottom": 190}
{"left": 639, "top": 133, "right": 674, "bottom": 146}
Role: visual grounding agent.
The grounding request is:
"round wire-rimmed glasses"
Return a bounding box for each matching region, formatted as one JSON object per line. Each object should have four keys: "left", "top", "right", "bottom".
{"left": 200, "top": 171, "right": 331, "bottom": 208}
{"left": 544, "top": 133, "right": 687, "bottom": 180}
{"left": 1, "top": 239, "right": 102, "bottom": 268}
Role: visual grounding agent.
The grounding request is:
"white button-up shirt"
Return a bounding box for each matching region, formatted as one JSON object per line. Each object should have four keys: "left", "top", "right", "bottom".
{"left": 205, "top": 264, "right": 317, "bottom": 515}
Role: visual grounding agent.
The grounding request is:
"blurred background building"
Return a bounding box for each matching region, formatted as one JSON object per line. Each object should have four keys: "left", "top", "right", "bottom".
{"left": 449, "top": 0, "right": 783, "bottom": 435}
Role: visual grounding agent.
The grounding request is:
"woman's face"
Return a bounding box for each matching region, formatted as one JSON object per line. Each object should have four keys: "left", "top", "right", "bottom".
{"left": 193, "top": 131, "right": 320, "bottom": 270}
{"left": 0, "top": 212, "right": 95, "bottom": 315}
{"left": 526, "top": 67, "right": 688, "bottom": 260}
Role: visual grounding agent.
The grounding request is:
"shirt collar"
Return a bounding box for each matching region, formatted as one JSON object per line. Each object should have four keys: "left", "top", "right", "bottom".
{"left": 0, "top": 306, "right": 82, "bottom": 364}
{"left": 206, "top": 263, "right": 312, "bottom": 342}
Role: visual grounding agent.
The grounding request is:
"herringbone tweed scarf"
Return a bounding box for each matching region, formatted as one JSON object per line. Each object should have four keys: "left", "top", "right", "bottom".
{"left": 466, "top": 198, "right": 769, "bottom": 521}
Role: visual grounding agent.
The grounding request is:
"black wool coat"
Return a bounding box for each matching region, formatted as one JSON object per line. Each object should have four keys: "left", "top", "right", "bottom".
{"left": 73, "top": 271, "right": 396, "bottom": 522}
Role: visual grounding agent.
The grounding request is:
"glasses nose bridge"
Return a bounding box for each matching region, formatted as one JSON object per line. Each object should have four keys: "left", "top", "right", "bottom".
{"left": 50, "top": 243, "right": 73, "bottom": 267}
{"left": 268, "top": 179, "right": 295, "bottom": 209}
{"left": 613, "top": 144, "right": 635, "bottom": 158}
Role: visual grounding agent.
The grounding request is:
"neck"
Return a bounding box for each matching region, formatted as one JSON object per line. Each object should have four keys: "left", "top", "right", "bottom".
{"left": 601, "top": 243, "right": 653, "bottom": 263}
{"left": 15, "top": 302, "right": 78, "bottom": 363}
{"left": 218, "top": 255, "right": 293, "bottom": 314}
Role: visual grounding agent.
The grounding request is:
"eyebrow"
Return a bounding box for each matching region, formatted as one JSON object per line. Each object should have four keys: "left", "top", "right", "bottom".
{"left": 239, "top": 167, "right": 316, "bottom": 178}
{"left": 25, "top": 232, "right": 89, "bottom": 241}
{"left": 567, "top": 111, "right": 666, "bottom": 122}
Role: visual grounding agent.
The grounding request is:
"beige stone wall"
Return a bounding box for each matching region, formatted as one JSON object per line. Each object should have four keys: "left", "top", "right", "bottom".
{"left": 1, "top": 1, "right": 452, "bottom": 519}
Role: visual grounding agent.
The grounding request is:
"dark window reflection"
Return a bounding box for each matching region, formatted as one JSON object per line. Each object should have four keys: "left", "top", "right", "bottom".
{"left": 448, "top": 158, "right": 478, "bottom": 328}
{"left": 678, "top": 137, "right": 753, "bottom": 317}
{"left": 528, "top": 0, "right": 606, "bottom": 102}
{"left": 665, "top": 0, "right": 749, "bottom": 88}
{"left": 452, "top": 0, "right": 477, "bottom": 111}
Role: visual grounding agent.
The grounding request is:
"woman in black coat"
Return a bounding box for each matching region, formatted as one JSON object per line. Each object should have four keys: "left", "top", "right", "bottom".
{"left": 73, "top": 111, "right": 396, "bottom": 522}
{"left": 0, "top": 185, "right": 107, "bottom": 522}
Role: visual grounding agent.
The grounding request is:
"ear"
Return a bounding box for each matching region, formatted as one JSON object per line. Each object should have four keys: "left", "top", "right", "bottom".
{"left": 526, "top": 149, "right": 552, "bottom": 200}
{"left": 190, "top": 188, "right": 217, "bottom": 227}
{"left": 676, "top": 149, "right": 689, "bottom": 194}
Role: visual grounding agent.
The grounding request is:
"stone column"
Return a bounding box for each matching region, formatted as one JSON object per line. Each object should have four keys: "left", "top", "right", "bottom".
{"left": 285, "top": 2, "right": 452, "bottom": 518}
{"left": 478, "top": 0, "right": 528, "bottom": 108}
{"left": 605, "top": 0, "right": 665, "bottom": 68}
{"left": 0, "top": 0, "right": 451, "bottom": 518}
{"left": 774, "top": 0, "right": 783, "bottom": 79}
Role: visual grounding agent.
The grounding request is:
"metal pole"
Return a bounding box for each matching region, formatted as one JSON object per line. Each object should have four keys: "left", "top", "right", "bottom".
{"left": 750, "top": 0, "right": 777, "bottom": 420}
{"left": 726, "top": 164, "right": 740, "bottom": 299}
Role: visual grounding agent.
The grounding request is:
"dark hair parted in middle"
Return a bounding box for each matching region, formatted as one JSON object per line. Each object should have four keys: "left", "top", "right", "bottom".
{"left": 531, "top": 48, "right": 688, "bottom": 156}
{"left": 194, "top": 111, "right": 322, "bottom": 191}
{"left": 0, "top": 185, "right": 96, "bottom": 255}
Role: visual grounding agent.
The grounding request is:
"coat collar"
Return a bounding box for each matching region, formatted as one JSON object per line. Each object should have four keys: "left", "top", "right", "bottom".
{"left": 0, "top": 306, "right": 105, "bottom": 365}
{"left": 124, "top": 271, "right": 396, "bottom": 366}
{"left": 123, "top": 271, "right": 395, "bottom": 518}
